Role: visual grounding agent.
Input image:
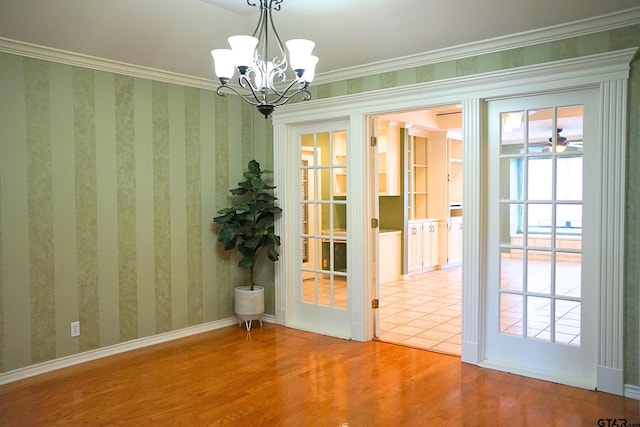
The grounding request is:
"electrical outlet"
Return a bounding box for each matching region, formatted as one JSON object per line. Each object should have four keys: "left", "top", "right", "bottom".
{"left": 70, "top": 321, "right": 80, "bottom": 337}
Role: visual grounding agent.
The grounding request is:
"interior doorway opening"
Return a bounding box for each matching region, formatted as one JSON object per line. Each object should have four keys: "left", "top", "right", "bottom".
{"left": 371, "top": 104, "right": 464, "bottom": 355}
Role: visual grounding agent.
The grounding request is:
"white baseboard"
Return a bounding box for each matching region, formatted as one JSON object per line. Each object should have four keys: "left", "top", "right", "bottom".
{"left": 624, "top": 384, "right": 640, "bottom": 400}
{"left": 597, "top": 365, "right": 624, "bottom": 396}
{"left": 461, "top": 340, "right": 480, "bottom": 365}
{"left": 0, "top": 315, "right": 275, "bottom": 385}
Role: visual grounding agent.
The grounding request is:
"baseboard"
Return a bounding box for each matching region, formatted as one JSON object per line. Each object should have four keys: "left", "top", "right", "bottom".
{"left": 0, "top": 314, "right": 275, "bottom": 385}
{"left": 624, "top": 384, "right": 640, "bottom": 400}
{"left": 597, "top": 365, "right": 624, "bottom": 396}
{"left": 460, "top": 340, "right": 480, "bottom": 365}
{"left": 479, "top": 360, "right": 596, "bottom": 391}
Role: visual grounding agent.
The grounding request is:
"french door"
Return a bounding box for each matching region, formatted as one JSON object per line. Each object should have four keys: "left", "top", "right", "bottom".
{"left": 287, "top": 120, "right": 352, "bottom": 338}
{"left": 484, "top": 89, "right": 600, "bottom": 388}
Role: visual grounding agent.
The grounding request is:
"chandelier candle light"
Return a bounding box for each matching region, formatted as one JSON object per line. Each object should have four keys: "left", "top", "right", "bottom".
{"left": 211, "top": 0, "right": 318, "bottom": 118}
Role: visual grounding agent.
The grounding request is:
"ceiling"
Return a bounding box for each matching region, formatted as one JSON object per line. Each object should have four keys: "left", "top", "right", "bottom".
{"left": 1, "top": 0, "right": 639, "bottom": 81}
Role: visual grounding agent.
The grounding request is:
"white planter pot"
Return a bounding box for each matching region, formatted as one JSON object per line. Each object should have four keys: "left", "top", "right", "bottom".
{"left": 234, "top": 285, "right": 264, "bottom": 331}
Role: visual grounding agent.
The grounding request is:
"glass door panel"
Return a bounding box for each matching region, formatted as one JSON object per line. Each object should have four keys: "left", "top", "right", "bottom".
{"left": 300, "top": 129, "right": 349, "bottom": 311}
{"left": 486, "top": 89, "right": 597, "bottom": 387}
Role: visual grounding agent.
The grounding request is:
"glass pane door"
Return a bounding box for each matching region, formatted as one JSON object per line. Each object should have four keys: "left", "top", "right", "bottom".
{"left": 498, "top": 105, "right": 584, "bottom": 345}
{"left": 290, "top": 119, "right": 351, "bottom": 338}
{"left": 485, "top": 89, "right": 598, "bottom": 388}
{"left": 300, "top": 130, "right": 348, "bottom": 308}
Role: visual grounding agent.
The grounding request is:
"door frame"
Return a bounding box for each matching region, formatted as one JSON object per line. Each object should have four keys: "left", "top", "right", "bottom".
{"left": 272, "top": 48, "right": 636, "bottom": 394}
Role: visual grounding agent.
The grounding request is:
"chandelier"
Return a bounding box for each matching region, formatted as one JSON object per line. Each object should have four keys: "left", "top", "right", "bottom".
{"left": 210, "top": 0, "right": 318, "bottom": 118}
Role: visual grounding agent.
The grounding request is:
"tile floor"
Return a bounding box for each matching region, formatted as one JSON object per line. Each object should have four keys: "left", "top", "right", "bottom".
{"left": 378, "top": 267, "right": 462, "bottom": 355}
{"left": 378, "top": 259, "right": 582, "bottom": 355}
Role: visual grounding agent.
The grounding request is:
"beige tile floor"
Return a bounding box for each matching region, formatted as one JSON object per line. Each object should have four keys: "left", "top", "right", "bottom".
{"left": 378, "top": 267, "right": 463, "bottom": 355}
{"left": 378, "top": 259, "right": 582, "bottom": 355}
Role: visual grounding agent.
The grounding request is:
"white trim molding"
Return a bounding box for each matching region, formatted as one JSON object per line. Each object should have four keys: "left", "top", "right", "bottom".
{"left": 2, "top": 7, "right": 638, "bottom": 90}
{"left": 596, "top": 78, "right": 629, "bottom": 395}
{"left": 0, "top": 37, "right": 218, "bottom": 90}
{"left": 314, "top": 7, "right": 640, "bottom": 85}
{"left": 460, "top": 97, "right": 484, "bottom": 365}
{"left": 0, "top": 315, "right": 275, "bottom": 385}
{"left": 624, "top": 384, "right": 640, "bottom": 400}
{"left": 273, "top": 47, "right": 637, "bottom": 393}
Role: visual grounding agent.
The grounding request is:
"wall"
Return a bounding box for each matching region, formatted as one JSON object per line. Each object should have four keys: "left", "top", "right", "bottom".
{"left": 306, "top": 25, "right": 640, "bottom": 385}
{"left": 0, "top": 52, "right": 274, "bottom": 373}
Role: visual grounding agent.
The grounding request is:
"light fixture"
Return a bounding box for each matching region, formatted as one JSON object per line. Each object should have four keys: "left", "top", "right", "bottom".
{"left": 502, "top": 112, "right": 523, "bottom": 132}
{"left": 548, "top": 128, "right": 568, "bottom": 152}
{"left": 210, "top": 0, "right": 318, "bottom": 118}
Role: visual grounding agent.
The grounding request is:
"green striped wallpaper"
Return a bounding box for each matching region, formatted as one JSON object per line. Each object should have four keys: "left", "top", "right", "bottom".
{"left": 0, "top": 52, "right": 269, "bottom": 372}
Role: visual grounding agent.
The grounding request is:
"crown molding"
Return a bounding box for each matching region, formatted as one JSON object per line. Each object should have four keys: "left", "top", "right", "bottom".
{"left": 1, "top": 7, "right": 638, "bottom": 89}
{"left": 0, "top": 37, "right": 218, "bottom": 91}
{"left": 275, "top": 48, "right": 637, "bottom": 124}
{"left": 313, "top": 6, "right": 640, "bottom": 85}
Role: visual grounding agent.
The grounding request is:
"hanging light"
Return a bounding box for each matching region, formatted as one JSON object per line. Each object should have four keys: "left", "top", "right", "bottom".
{"left": 549, "top": 128, "right": 568, "bottom": 152}
{"left": 502, "top": 112, "right": 523, "bottom": 132}
{"left": 210, "top": 0, "right": 318, "bottom": 118}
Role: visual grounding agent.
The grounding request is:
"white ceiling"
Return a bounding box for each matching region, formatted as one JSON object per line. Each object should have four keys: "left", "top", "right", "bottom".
{"left": 1, "top": 0, "right": 639, "bottom": 81}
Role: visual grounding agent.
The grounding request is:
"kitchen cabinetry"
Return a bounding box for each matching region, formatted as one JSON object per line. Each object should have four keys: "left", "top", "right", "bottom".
{"left": 407, "top": 131, "right": 462, "bottom": 272}
{"left": 408, "top": 135, "right": 429, "bottom": 220}
{"left": 448, "top": 138, "right": 463, "bottom": 217}
{"left": 333, "top": 121, "right": 400, "bottom": 197}
{"left": 333, "top": 131, "right": 347, "bottom": 196}
{"left": 377, "top": 121, "right": 400, "bottom": 196}
{"left": 408, "top": 219, "right": 440, "bottom": 273}
{"left": 379, "top": 230, "right": 401, "bottom": 284}
{"left": 447, "top": 217, "right": 463, "bottom": 267}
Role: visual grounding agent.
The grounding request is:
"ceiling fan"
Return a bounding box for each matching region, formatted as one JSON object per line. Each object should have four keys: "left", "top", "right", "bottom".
{"left": 546, "top": 128, "right": 583, "bottom": 152}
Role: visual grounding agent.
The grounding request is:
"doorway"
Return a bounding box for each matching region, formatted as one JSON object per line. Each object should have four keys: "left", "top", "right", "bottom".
{"left": 372, "top": 104, "right": 464, "bottom": 355}
{"left": 273, "top": 49, "right": 630, "bottom": 392}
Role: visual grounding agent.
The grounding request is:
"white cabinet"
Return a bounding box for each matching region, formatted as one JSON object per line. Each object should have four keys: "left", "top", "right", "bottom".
{"left": 447, "top": 217, "right": 463, "bottom": 267}
{"left": 333, "top": 131, "right": 348, "bottom": 196}
{"left": 423, "top": 220, "right": 440, "bottom": 269}
{"left": 408, "top": 136, "right": 429, "bottom": 220}
{"left": 379, "top": 231, "right": 401, "bottom": 284}
{"left": 406, "top": 131, "right": 462, "bottom": 273}
{"left": 377, "top": 121, "right": 400, "bottom": 196}
{"left": 408, "top": 219, "right": 440, "bottom": 273}
{"left": 448, "top": 138, "right": 463, "bottom": 216}
{"left": 408, "top": 221, "right": 424, "bottom": 272}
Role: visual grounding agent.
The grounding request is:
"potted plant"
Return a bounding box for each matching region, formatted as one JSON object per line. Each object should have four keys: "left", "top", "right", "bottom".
{"left": 213, "top": 159, "right": 282, "bottom": 330}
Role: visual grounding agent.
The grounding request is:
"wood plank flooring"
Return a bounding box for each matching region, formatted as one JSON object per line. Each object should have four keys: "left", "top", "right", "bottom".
{"left": 1, "top": 324, "right": 638, "bottom": 426}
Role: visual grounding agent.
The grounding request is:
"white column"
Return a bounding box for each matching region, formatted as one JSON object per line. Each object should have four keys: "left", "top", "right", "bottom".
{"left": 596, "top": 78, "right": 627, "bottom": 395}
{"left": 461, "top": 97, "right": 484, "bottom": 364}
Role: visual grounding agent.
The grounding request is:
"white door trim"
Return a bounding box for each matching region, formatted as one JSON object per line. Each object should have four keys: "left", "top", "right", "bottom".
{"left": 273, "top": 48, "right": 636, "bottom": 394}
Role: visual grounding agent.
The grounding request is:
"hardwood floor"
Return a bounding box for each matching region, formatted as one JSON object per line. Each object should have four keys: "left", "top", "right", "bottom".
{"left": 1, "top": 324, "right": 638, "bottom": 426}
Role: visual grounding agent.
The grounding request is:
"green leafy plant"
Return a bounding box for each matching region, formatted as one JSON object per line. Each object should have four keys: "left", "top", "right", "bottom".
{"left": 213, "top": 160, "right": 282, "bottom": 290}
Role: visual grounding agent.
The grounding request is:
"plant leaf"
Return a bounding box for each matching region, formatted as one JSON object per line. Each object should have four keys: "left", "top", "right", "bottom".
{"left": 239, "top": 256, "right": 255, "bottom": 269}
{"left": 248, "top": 160, "right": 261, "bottom": 175}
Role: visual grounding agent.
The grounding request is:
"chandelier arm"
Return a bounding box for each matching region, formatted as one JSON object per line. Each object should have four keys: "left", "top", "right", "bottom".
{"left": 264, "top": 78, "right": 309, "bottom": 106}
{"left": 252, "top": 2, "right": 267, "bottom": 39}
{"left": 267, "top": 2, "right": 287, "bottom": 70}
{"left": 271, "top": 0, "right": 283, "bottom": 12}
{"left": 216, "top": 84, "right": 266, "bottom": 106}
{"left": 274, "top": 87, "right": 312, "bottom": 107}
